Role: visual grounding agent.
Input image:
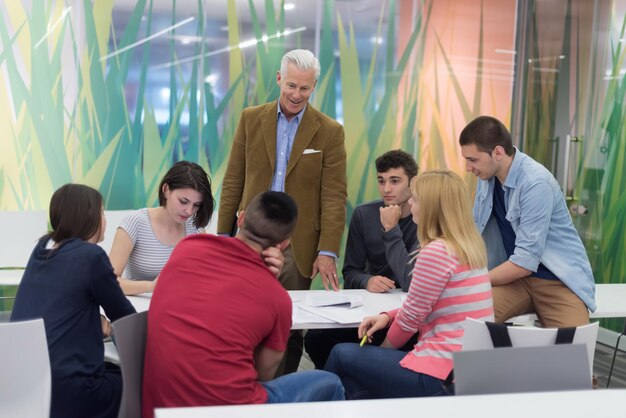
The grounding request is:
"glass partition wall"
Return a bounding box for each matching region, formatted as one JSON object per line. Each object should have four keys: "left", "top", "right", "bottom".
{"left": 512, "top": 0, "right": 626, "bottom": 330}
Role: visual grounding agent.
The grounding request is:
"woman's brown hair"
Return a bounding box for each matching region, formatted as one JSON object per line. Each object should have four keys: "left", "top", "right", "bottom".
{"left": 49, "top": 184, "right": 103, "bottom": 243}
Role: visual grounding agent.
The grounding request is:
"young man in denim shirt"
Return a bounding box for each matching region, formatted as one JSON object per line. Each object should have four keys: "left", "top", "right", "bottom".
{"left": 459, "top": 116, "right": 595, "bottom": 327}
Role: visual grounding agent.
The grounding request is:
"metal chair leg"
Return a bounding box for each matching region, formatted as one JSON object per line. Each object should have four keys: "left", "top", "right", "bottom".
{"left": 607, "top": 333, "right": 624, "bottom": 388}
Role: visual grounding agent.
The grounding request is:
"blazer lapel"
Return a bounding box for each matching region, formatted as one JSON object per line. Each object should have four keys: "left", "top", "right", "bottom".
{"left": 287, "top": 106, "right": 320, "bottom": 176}
{"left": 261, "top": 102, "right": 279, "bottom": 172}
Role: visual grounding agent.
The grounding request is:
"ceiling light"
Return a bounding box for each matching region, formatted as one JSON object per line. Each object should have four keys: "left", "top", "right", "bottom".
{"left": 204, "top": 74, "right": 218, "bottom": 85}
{"left": 101, "top": 17, "right": 195, "bottom": 62}
{"left": 35, "top": 7, "right": 71, "bottom": 48}
{"left": 495, "top": 49, "right": 517, "bottom": 55}
{"left": 151, "top": 26, "right": 307, "bottom": 70}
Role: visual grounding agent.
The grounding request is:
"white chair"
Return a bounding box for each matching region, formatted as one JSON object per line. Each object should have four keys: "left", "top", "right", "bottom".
{"left": 112, "top": 311, "right": 148, "bottom": 418}
{"left": 0, "top": 211, "right": 48, "bottom": 268}
{"left": 454, "top": 319, "right": 599, "bottom": 395}
{"left": 0, "top": 318, "right": 51, "bottom": 418}
{"left": 461, "top": 318, "right": 599, "bottom": 378}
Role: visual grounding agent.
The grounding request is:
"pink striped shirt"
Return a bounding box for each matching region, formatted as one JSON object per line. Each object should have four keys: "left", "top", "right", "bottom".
{"left": 386, "top": 239, "right": 494, "bottom": 380}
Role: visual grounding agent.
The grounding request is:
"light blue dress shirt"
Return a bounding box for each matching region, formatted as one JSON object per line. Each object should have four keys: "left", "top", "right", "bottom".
{"left": 271, "top": 103, "right": 305, "bottom": 192}
{"left": 472, "top": 148, "right": 596, "bottom": 311}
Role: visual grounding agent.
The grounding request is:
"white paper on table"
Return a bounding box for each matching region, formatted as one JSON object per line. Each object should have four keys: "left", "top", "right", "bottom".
{"left": 299, "top": 306, "right": 368, "bottom": 324}
{"left": 290, "top": 294, "right": 304, "bottom": 303}
{"left": 292, "top": 306, "right": 336, "bottom": 324}
{"left": 304, "top": 293, "right": 364, "bottom": 309}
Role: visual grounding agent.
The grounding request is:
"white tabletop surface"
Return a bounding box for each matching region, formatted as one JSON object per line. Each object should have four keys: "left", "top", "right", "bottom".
{"left": 127, "top": 293, "right": 152, "bottom": 313}
{"left": 4, "top": 267, "right": 626, "bottom": 320}
{"left": 126, "top": 289, "right": 403, "bottom": 330}
{"left": 289, "top": 289, "right": 404, "bottom": 329}
{"left": 508, "top": 282, "right": 626, "bottom": 323}
{"left": 126, "top": 284, "right": 626, "bottom": 328}
{"left": 154, "top": 389, "right": 626, "bottom": 418}
{"left": 591, "top": 283, "right": 626, "bottom": 318}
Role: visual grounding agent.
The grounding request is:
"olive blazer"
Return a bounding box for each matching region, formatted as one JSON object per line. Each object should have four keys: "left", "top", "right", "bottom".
{"left": 217, "top": 101, "right": 347, "bottom": 278}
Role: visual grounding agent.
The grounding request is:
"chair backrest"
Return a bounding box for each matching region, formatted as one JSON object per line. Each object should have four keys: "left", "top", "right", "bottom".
{"left": 0, "top": 211, "right": 48, "bottom": 268}
{"left": 100, "top": 210, "right": 136, "bottom": 255}
{"left": 0, "top": 318, "right": 51, "bottom": 418}
{"left": 112, "top": 311, "right": 148, "bottom": 418}
{"left": 453, "top": 343, "right": 591, "bottom": 395}
{"left": 461, "top": 318, "right": 599, "bottom": 376}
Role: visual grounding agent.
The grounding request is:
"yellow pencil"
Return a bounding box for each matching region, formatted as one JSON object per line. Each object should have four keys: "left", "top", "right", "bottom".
{"left": 359, "top": 334, "right": 368, "bottom": 347}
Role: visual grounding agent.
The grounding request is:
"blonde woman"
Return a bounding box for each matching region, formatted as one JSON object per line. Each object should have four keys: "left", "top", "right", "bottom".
{"left": 324, "top": 170, "right": 494, "bottom": 399}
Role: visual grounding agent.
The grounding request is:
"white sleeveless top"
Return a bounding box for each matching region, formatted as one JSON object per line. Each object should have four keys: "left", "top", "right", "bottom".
{"left": 120, "top": 208, "right": 199, "bottom": 280}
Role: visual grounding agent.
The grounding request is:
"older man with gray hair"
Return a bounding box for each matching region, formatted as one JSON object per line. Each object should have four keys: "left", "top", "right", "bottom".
{"left": 218, "top": 49, "right": 348, "bottom": 375}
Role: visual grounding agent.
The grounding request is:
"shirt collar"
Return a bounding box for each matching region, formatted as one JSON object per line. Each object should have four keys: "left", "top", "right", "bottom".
{"left": 276, "top": 100, "right": 307, "bottom": 123}
{"left": 502, "top": 146, "right": 523, "bottom": 189}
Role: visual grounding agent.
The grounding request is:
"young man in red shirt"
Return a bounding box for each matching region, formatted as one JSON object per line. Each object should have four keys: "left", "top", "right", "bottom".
{"left": 142, "top": 191, "right": 344, "bottom": 417}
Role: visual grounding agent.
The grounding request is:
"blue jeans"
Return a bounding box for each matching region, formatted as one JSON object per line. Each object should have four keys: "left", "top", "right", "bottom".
{"left": 324, "top": 343, "right": 453, "bottom": 399}
{"left": 262, "top": 370, "right": 345, "bottom": 403}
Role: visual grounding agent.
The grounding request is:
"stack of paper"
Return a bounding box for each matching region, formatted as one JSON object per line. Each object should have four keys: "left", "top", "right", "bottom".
{"left": 297, "top": 293, "right": 367, "bottom": 324}
{"left": 298, "top": 306, "right": 368, "bottom": 324}
{"left": 304, "top": 293, "right": 364, "bottom": 309}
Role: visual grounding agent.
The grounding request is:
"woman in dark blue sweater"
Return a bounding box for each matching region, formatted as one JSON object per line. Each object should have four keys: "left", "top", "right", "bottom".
{"left": 11, "top": 184, "right": 136, "bottom": 418}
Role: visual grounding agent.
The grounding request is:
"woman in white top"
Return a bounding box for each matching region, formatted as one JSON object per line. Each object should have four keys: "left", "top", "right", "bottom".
{"left": 109, "top": 161, "right": 214, "bottom": 295}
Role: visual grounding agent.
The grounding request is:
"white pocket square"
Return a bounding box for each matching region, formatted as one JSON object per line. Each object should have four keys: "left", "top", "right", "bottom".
{"left": 303, "top": 149, "right": 321, "bottom": 154}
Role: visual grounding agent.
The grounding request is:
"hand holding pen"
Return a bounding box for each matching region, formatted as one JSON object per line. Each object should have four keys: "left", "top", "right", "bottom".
{"left": 357, "top": 313, "right": 391, "bottom": 346}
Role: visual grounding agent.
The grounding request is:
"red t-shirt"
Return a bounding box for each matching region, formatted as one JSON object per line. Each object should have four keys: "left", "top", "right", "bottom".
{"left": 142, "top": 235, "right": 292, "bottom": 418}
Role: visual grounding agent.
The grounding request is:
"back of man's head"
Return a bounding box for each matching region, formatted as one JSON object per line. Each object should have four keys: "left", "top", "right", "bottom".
{"left": 240, "top": 192, "right": 298, "bottom": 249}
{"left": 375, "top": 149, "right": 418, "bottom": 179}
{"left": 459, "top": 116, "right": 514, "bottom": 156}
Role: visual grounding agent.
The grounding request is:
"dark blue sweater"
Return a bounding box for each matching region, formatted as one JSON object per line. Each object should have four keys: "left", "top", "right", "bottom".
{"left": 11, "top": 237, "right": 135, "bottom": 417}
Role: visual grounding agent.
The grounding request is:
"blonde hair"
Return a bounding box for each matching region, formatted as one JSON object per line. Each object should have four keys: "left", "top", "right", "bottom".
{"left": 412, "top": 170, "right": 487, "bottom": 269}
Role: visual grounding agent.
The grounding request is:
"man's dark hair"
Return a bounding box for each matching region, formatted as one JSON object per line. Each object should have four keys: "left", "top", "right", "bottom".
{"left": 158, "top": 161, "right": 215, "bottom": 229}
{"left": 49, "top": 184, "right": 103, "bottom": 243}
{"left": 241, "top": 192, "right": 298, "bottom": 249}
{"left": 375, "top": 149, "right": 418, "bottom": 179}
{"left": 459, "top": 116, "right": 515, "bottom": 156}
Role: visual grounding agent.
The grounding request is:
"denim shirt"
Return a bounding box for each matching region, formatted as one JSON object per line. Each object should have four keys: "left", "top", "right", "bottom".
{"left": 473, "top": 148, "right": 596, "bottom": 311}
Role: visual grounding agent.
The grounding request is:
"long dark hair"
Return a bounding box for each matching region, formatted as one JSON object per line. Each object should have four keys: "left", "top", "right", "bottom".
{"left": 49, "top": 184, "right": 103, "bottom": 243}
{"left": 158, "top": 161, "right": 214, "bottom": 228}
